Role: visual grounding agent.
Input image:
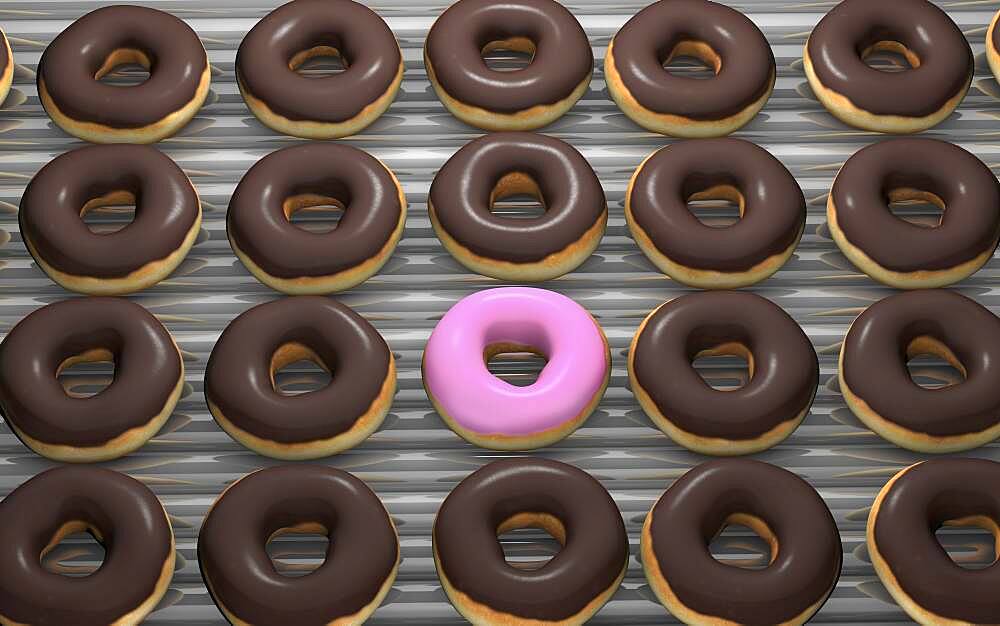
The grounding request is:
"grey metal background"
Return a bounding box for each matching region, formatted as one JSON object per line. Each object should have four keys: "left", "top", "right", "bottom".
{"left": 1, "top": 0, "right": 999, "bottom": 623}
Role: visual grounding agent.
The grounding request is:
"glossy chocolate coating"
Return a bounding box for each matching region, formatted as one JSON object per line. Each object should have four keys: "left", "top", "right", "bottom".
{"left": 628, "top": 138, "right": 805, "bottom": 272}
{"left": 20, "top": 144, "right": 200, "bottom": 279}
{"left": 38, "top": 5, "right": 207, "bottom": 128}
{"left": 841, "top": 290, "right": 1000, "bottom": 437}
{"left": 433, "top": 458, "right": 628, "bottom": 621}
{"left": 228, "top": 142, "right": 403, "bottom": 278}
{"left": 205, "top": 297, "right": 392, "bottom": 443}
{"left": 873, "top": 459, "right": 1000, "bottom": 622}
{"left": 0, "top": 297, "right": 182, "bottom": 447}
{"left": 0, "top": 466, "right": 173, "bottom": 625}
{"left": 806, "top": 0, "right": 972, "bottom": 117}
{"left": 632, "top": 291, "right": 818, "bottom": 440}
{"left": 831, "top": 138, "right": 1000, "bottom": 272}
{"left": 430, "top": 132, "right": 606, "bottom": 263}
{"left": 237, "top": 0, "right": 401, "bottom": 123}
{"left": 199, "top": 465, "right": 398, "bottom": 625}
{"left": 647, "top": 459, "right": 842, "bottom": 623}
{"left": 425, "top": 0, "right": 592, "bottom": 113}
{"left": 0, "top": 30, "right": 10, "bottom": 79}
{"left": 610, "top": 0, "right": 774, "bottom": 120}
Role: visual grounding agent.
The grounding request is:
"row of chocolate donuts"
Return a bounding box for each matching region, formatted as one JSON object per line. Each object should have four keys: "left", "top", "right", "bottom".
{"left": 2, "top": 456, "right": 994, "bottom": 625}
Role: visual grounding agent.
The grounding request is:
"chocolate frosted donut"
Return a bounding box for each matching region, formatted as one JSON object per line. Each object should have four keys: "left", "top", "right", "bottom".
{"left": 424, "top": 0, "right": 593, "bottom": 131}
{"left": 429, "top": 132, "right": 606, "bottom": 281}
{"left": 199, "top": 465, "right": 398, "bottom": 625}
{"left": 839, "top": 290, "right": 1000, "bottom": 453}
{"left": 20, "top": 144, "right": 202, "bottom": 295}
{"left": 0, "top": 466, "right": 175, "bottom": 625}
{"left": 0, "top": 297, "right": 184, "bottom": 462}
{"left": 605, "top": 0, "right": 775, "bottom": 137}
{"left": 643, "top": 459, "right": 842, "bottom": 625}
{"left": 869, "top": 459, "right": 1000, "bottom": 624}
{"left": 205, "top": 297, "right": 396, "bottom": 459}
{"left": 629, "top": 291, "right": 818, "bottom": 455}
{"left": 227, "top": 143, "right": 406, "bottom": 294}
{"left": 237, "top": 0, "right": 403, "bottom": 139}
{"left": 626, "top": 138, "right": 805, "bottom": 288}
{"left": 828, "top": 139, "right": 1000, "bottom": 289}
{"left": 38, "top": 5, "right": 210, "bottom": 143}
{"left": 0, "top": 29, "right": 13, "bottom": 108}
{"left": 433, "top": 458, "right": 628, "bottom": 625}
{"left": 804, "top": 0, "right": 972, "bottom": 133}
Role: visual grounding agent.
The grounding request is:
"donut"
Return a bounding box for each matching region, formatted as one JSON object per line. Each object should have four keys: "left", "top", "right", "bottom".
{"left": 868, "top": 459, "right": 1000, "bottom": 624}
{"left": 0, "top": 297, "right": 184, "bottom": 462}
{"left": 839, "top": 289, "right": 1000, "bottom": 453}
{"left": 199, "top": 465, "right": 399, "bottom": 625}
{"left": 423, "top": 287, "right": 610, "bottom": 450}
{"left": 228, "top": 143, "right": 406, "bottom": 294}
{"left": 642, "top": 459, "right": 842, "bottom": 625}
{"left": 19, "top": 144, "right": 202, "bottom": 295}
{"left": 0, "top": 466, "right": 175, "bottom": 625}
{"left": 828, "top": 138, "right": 1000, "bottom": 289}
{"left": 804, "top": 0, "right": 972, "bottom": 134}
{"left": 424, "top": 0, "right": 592, "bottom": 131}
{"left": 429, "top": 133, "right": 606, "bottom": 281}
{"left": 38, "top": 5, "right": 210, "bottom": 143}
{"left": 0, "top": 29, "right": 13, "bottom": 108}
{"left": 626, "top": 138, "right": 805, "bottom": 288}
{"left": 605, "top": 0, "right": 775, "bottom": 138}
{"left": 628, "top": 291, "right": 818, "bottom": 456}
{"left": 433, "top": 458, "right": 628, "bottom": 625}
{"left": 237, "top": 0, "right": 403, "bottom": 139}
{"left": 205, "top": 296, "right": 396, "bottom": 459}
{"left": 989, "top": 10, "right": 1000, "bottom": 85}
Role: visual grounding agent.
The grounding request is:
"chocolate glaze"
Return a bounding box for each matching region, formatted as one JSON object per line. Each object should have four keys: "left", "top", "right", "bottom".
{"left": 0, "top": 297, "right": 182, "bottom": 447}
{"left": 38, "top": 5, "right": 207, "bottom": 128}
{"left": 806, "top": 0, "right": 972, "bottom": 117}
{"left": 632, "top": 291, "right": 818, "bottom": 440}
{"left": 841, "top": 290, "right": 1000, "bottom": 437}
{"left": 648, "top": 459, "right": 842, "bottom": 624}
{"left": 831, "top": 138, "right": 1000, "bottom": 272}
{"left": 610, "top": 0, "right": 774, "bottom": 120}
{"left": 0, "top": 466, "right": 173, "bottom": 625}
{"left": 228, "top": 142, "right": 403, "bottom": 278}
{"left": 430, "top": 132, "right": 606, "bottom": 263}
{"left": 205, "top": 297, "right": 392, "bottom": 443}
{"left": 628, "top": 138, "right": 805, "bottom": 272}
{"left": 873, "top": 459, "right": 1000, "bottom": 622}
{"left": 433, "top": 458, "right": 628, "bottom": 621}
{"left": 199, "top": 465, "right": 397, "bottom": 625}
{"left": 0, "top": 30, "right": 10, "bottom": 80}
{"left": 425, "top": 0, "right": 593, "bottom": 113}
{"left": 20, "top": 144, "right": 200, "bottom": 279}
{"left": 237, "top": 0, "right": 401, "bottom": 123}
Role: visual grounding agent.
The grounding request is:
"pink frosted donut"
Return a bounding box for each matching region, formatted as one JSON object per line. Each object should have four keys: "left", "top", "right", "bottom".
{"left": 423, "top": 287, "right": 610, "bottom": 450}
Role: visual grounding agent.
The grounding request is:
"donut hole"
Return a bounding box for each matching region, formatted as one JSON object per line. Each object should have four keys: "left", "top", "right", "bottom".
{"left": 289, "top": 45, "right": 348, "bottom": 78}
{"left": 485, "top": 342, "right": 548, "bottom": 387}
{"left": 935, "top": 515, "right": 1000, "bottom": 570}
{"left": 283, "top": 193, "right": 345, "bottom": 234}
{"left": 709, "top": 514, "right": 776, "bottom": 571}
{"left": 481, "top": 37, "right": 536, "bottom": 72}
{"left": 80, "top": 190, "right": 137, "bottom": 235}
{"left": 692, "top": 342, "right": 753, "bottom": 391}
{"left": 490, "top": 172, "right": 547, "bottom": 219}
{"left": 686, "top": 184, "right": 744, "bottom": 228}
{"left": 57, "top": 348, "right": 115, "bottom": 398}
{"left": 661, "top": 40, "right": 721, "bottom": 80}
{"left": 887, "top": 188, "right": 945, "bottom": 229}
{"left": 905, "top": 335, "right": 966, "bottom": 390}
{"left": 94, "top": 48, "right": 152, "bottom": 86}
{"left": 266, "top": 523, "right": 331, "bottom": 577}
{"left": 496, "top": 512, "right": 565, "bottom": 571}
{"left": 40, "top": 521, "right": 107, "bottom": 578}
{"left": 861, "top": 40, "right": 919, "bottom": 73}
{"left": 270, "top": 342, "right": 333, "bottom": 396}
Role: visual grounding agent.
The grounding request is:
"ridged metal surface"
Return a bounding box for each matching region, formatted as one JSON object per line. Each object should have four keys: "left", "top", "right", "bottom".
{"left": 1, "top": 1, "right": 1000, "bottom": 623}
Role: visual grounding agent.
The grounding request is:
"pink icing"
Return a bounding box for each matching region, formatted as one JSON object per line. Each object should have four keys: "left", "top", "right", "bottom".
{"left": 423, "top": 287, "right": 609, "bottom": 436}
